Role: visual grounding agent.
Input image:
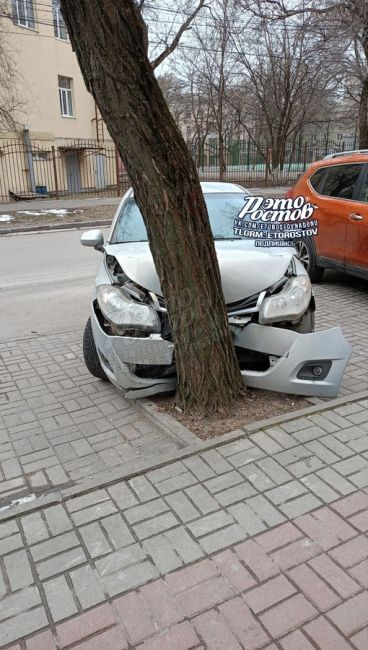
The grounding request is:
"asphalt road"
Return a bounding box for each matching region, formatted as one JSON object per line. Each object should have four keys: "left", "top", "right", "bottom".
{"left": 0, "top": 227, "right": 110, "bottom": 340}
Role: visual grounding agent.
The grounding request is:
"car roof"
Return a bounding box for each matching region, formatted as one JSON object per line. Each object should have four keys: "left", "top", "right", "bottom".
{"left": 125, "top": 181, "right": 247, "bottom": 199}
{"left": 310, "top": 152, "right": 368, "bottom": 171}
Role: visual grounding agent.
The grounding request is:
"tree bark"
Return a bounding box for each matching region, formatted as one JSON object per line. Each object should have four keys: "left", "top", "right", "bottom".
{"left": 60, "top": 0, "right": 245, "bottom": 414}
{"left": 359, "top": 76, "right": 368, "bottom": 149}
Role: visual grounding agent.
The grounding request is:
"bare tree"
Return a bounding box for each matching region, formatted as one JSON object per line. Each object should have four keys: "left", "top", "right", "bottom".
{"left": 233, "top": 11, "right": 338, "bottom": 169}
{"left": 60, "top": 0, "right": 245, "bottom": 415}
{"left": 241, "top": 0, "right": 368, "bottom": 148}
{"left": 0, "top": 1, "right": 24, "bottom": 131}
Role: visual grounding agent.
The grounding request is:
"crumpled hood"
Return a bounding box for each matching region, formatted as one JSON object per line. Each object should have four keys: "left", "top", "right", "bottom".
{"left": 105, "top": 240, "right": 294, "bottom": 303}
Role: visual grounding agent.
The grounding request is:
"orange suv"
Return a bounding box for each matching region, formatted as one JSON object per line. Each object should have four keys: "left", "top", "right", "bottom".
{"left": 287, "top": 150, "right": 368, "bottom": 282}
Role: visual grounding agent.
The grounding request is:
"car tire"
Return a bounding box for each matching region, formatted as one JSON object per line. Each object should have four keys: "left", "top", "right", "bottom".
{"left": 295, "top": 237, "right": 324, "bottom": 283}
{"left": 83, "top": 317, "right": 107, "bottom": 380}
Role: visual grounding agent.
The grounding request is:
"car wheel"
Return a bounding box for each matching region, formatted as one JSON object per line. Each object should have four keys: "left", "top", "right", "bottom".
{"left": 83, "top": 318, "right": 107, "bottom": 380}
{"left": 295, "top": 237, "right": 324, "bottom": 283}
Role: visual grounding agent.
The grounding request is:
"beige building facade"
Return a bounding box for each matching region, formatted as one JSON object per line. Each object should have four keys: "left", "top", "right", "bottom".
{"left": 0, "top": 0, "right": 116, "bottom": 200}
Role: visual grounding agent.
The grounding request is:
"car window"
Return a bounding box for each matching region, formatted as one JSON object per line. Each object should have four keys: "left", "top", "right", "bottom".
{"left": 111, "top": 194, "right": 248, "bottom": 243}
{"left": 358, "top": 169, "right": 368, "bottom": 202}
{"left": 320, "top": 164, "right": 362, "bottom": 200}
{"left": 309, "top": 167, "right": 327, "bottom": 193}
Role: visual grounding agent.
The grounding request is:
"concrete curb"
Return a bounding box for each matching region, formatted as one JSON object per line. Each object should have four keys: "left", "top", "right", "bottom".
{"left": 1, "top": 388, "right": 367, "bottom": 523}
{"left": 0, "top": 219, "right": 112, "bottom": 236}
{"left": 135, "top": 398, "right": 200, "bottom": 447}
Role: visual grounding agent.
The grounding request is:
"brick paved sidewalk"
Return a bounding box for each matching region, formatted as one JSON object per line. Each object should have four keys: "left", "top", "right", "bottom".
{"left": 0, "top": 398, "right": 367, "bottom": 649}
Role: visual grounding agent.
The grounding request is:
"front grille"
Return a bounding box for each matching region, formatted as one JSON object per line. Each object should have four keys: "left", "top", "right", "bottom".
{"left": 226, "top": 292, "right": 260, "bottom": 313}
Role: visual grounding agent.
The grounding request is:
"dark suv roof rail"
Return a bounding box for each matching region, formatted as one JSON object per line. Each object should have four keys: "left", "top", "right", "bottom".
{"left": 323, "top": 149, "right": 368, "bottom": 160}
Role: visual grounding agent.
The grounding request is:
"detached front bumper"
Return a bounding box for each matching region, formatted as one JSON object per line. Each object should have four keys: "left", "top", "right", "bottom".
{"left": 91, "top": 306, "right": 351, "bottom": 400}
{"left": 235, "top": 323, "right": 352, "bottom": 398}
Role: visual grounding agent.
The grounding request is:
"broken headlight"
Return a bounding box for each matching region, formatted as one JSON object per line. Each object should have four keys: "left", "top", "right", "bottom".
{"left": 97, "top": 285, "right": 160, "bottom": 332}
{"left": 259, "top": 275, "right": 311, "bottom": 324}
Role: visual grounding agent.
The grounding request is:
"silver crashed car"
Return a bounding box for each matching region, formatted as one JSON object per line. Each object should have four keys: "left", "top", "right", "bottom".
{"left": 81, "top": 182, "right": 351, "bottom": 399}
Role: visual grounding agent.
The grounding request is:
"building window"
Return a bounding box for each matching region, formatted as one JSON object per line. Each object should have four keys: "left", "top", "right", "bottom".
{"left": 58, "top": 76, "right": 74, "bottom": 117}
{"left": 52, "top": 0, "right": 68, "bottom": 40}
{"left": 12, "top": 0, "right": 35, "bottom": 29}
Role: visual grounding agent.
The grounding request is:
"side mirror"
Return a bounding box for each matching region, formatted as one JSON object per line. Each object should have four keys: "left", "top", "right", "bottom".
{"left": 81, "top": 229, "right": 104, "bottom": 251}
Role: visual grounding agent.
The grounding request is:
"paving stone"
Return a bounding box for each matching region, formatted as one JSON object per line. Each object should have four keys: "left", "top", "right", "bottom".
{"left": 308, "top": 555, "right": 361, "bottom": 598}
{"left": 192, "top": 609, "right": 242, "bottom": 650}
{"left": 183, "top": 456, "right": 215, "bottom": 480}
{"left": 351, "top": 627, "right": 368, "bottom": 650}
{"left": 114, "top": 591, "right": 156, "bottom": 645}
{"left": 200, "top": 524, "right": 246, "bottom": 555}
{"left": 244, "top": 575, "right": 296, "bottom": 613}
{"left": 260, "top": 594, "right": 317, "bottom": 638}
{"left": 240, "top": 463, "right": 276, "bottom": 491}
{"left": 101, "top": 513, "right": 134, "bottom": 550}
{"left": 177, "top": 575, "right": 234, "bottom": 616}
{"left": 70, "top": 565, "right": 105, "bottom": 609}
{"left": 235, "top": 539, "right": 280, "bottom": 582}
{"left": 165, "top": 558, "right": 218, "bottom": 594}
{"left": 133, "top": 512, "right": 179, "bottom": 540}
{"left": 279, "top": 493, "right": 323, "bottom": 519}
{"left": 95, "top": 544, "right": 146, "bottom": 577}
{"left": 56, "top": 603, "right": 116, "bottom": 648}
{"left": 287, "top": 564, "right": 341, "bottom": 611}
{"left": 229, "top": 502, "right": 267, "bottom": 536}
{"left": 70, "top": 500, "right": 118, "bottom": 526}
{"left": 164, "top": 527, "right": 204, "bottom": 564}
{"left": 143, "top": 534, "right": 182, "bottom": 573}
{"left": 329, "top": 535, "right": 368, "bottom": 568}
{"left": 300, "top": 473, "right": 339, "bottom": 502}
{"left": 103, "top": 560, "right": 159, "bottom": 597}
{"left": 140, "top": 579, "right": 183, "bottom": 629}
{"left": 266, "top": 480, "right": 307, "bottom": 505}
{"left": 246, "top": 494, "right": 285, "bottom": 526}
{"left": 214, "top": 549, "right": 256, "bottom": 592}
{"left": 256, "top": 457, "right": 292, "bottom": 485}
{"left": 0, "top": 533, "right": 24, "bottom": 556}
{"left": 25, "top": 629, "right": 57, "bottom": 650}
{"left": 31, "top": 531, "right": 79, "bottom": 562}
{"left": 219, "top": 597, "right": 270, "bottom": 649}
{"left": 250, "top": 432, "right": 284, "bottom": 455}
{"left": 271, "top": 537, "right": 320, "bottom": 571}
{"left": 295, "top": 513, "right": 341, "bottom": 551}
{"left": 327, "top": 592, "right": 368, "bottom": 636}
{"left": 317, "top": 466, "right": 356, "bottom": 495}
{"left": 4, "top": 549, "right": 34, "bottom": 590}
{"left": 216, "top": 482, "right": 256, "bottom": 506}
{"left": 108, "top": 483, "right": 139, "bottom": 510}
{"left": 128, "top": 476, "right": 158, "bottom": 502}
{"left": 303, "top": 617, "right": 352, "bottom": 650}
{"left": 137, "top": 621, "right": 199, "bottom": 650}
{"left": 155, "top": 472, "right": 197, "bottom": 495}
{"left": 43, "top": 575, "right": 78, "bottom": 622}
{"left": 43, "top": 505, "right": 72, "bottom": 536}
{"left": 0, "top": 586, "right": 40, "bottom": 622}
{"left": 0, "top": 606, "right": 48, "bottom": 648}
{"left": 188, "top": 511, "right": 233, "bottom": 538}
{"left": 125, "top": 498, "right": 169, "bottom": 525}
{"left": 201, "top": 449, "right": 233, "bottom": 474}
{"left": 21, "top": 512, "right": 49, "bottom": 545}
{"left": 80, "top": 522, "right": 111, "bottom": 558}
{"left": 256, "top": 522, "right": 303, "bottom": 552}
{"left": 36, "top": 547, "right": 87, "bottom": 580}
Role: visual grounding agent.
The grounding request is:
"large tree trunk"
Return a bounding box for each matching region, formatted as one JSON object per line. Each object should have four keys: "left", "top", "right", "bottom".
{"left": 60, "top": 0, "right": 244, "bottom": 414}
{"left": 359, "top": 76, "right": 368, "bottom": 149}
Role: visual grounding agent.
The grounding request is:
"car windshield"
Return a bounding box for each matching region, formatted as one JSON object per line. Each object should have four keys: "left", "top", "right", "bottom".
{"left": 110, "top": 193, "right": 248, "bottom": 243}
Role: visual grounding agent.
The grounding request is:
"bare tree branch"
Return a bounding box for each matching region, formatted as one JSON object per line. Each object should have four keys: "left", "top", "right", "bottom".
{"left": 151, "top": 0, "right": 206, "bottom": 70}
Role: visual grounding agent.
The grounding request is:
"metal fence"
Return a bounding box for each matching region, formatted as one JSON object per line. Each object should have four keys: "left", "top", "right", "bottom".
{"left": 189, "top": 137, "right": 358, "bottom": 188}
{"left": 0, "top": 135, "right": 359, "bottom": 203}
{"left": 0, "top": 138, "right": 130, "bottom": 203}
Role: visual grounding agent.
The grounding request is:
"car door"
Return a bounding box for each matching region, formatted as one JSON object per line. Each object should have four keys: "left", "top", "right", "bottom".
{"left": 307, "top": 162, "right": 364, "bottom": 266}
{"left": 345, "top": 163, "right": 368, "bottom": 275}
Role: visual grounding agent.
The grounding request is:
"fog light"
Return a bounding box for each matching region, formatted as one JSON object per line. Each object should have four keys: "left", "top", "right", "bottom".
{"left": 312, "top": 366, "right": 323, "bottom": 377}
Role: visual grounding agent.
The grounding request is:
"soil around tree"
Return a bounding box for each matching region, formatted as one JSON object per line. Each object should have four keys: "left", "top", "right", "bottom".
{"left": 152, "top": 389, "right": 310, "bottom": 440}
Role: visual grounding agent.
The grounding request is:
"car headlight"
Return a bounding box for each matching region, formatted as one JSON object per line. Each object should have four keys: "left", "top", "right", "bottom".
{"left": 259, "top": 275, "right": 311, "bottom": 324}
{"left": 97, "top": 285, "right": 160, "bottom": 332}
